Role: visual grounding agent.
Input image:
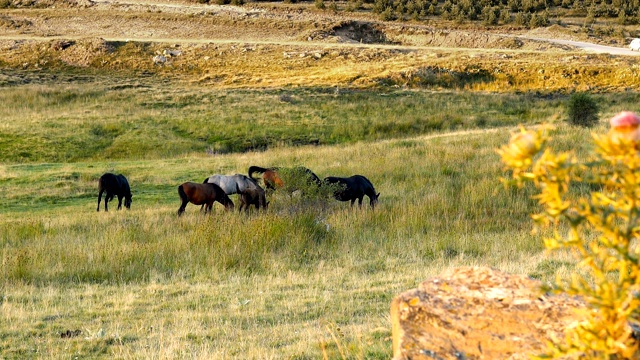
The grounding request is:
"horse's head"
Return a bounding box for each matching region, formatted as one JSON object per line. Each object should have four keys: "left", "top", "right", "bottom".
{"left": 224, "top": 199, "right": 235, "bottom": 211}
{"left": 125, "top": 196, "right": 132, "bottom": 209}
{"left": 259, "top": 190, "right": 269, "bottom": 210}
{"left": 370, "top": 192, "right": 380, "bottom": 208}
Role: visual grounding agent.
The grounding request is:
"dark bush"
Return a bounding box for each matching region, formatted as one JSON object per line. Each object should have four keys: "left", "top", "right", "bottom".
{"left": 567, "top": 92, "right": 600, "bottom": 128}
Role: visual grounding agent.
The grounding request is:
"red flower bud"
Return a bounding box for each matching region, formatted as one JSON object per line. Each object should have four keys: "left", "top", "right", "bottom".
{"left": 610, "top": 111, "right": 640, "bottom": 129}
{"left": 609, "top": 111, "right": 640, "bottom": 145}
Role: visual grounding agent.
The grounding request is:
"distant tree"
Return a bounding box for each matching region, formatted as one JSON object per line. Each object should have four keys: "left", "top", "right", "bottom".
{"left": 522, "top": 0, "right": 535, "bottom": 12}
{"left": 499, "top": 8, "right": 512, "bottom": 23}
{"left": 442, "top": 0, "right": 453, "bottom": 13}
{"left": 618, "top": 9, "right": 627, "bottom": 25}
{"left": 514, "top": 11, "right": 530, "bottom": 26}
{"left": 508, "top": 0, "right": 521, "bottom": 12}
{"left": 529, "top": 11, "right": 549, "bottom": 27}
{"left": 372, "top": 0, "right": 390, "bottom": 13}
{"left": 482, "top": 5, "right": 499, "bottom": 25}
{"left": 381, "top": 7, "right": 396, "bottom": 20}
{"left": 395, "top": 1, "right": 406, "bottom": 15}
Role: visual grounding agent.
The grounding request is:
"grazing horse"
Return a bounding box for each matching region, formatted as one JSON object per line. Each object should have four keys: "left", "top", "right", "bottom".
{"left": 177, "top": 182, "right": 234, "bottom": 216}
{"left": 203, "top": 174, "right": 262, "bottom": 195}
{"left": 235, "top": 184, "right": 269, "bottom": 212}
{"left": 202, "top": 173, "right": 267, "bottom": 211}
{"left": 323, "top": 175, "right": 380, "bottom": 208}
{"left": 248, "top": 166, "right": 321, "bottom": 192}
{"left": 97, "top": 173, "right": 132, "bottom": 212}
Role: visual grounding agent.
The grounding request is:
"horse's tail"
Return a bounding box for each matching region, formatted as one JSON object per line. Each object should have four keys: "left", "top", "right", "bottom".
{"left": 306, "top": 169, "right": 322, "bottom": 187}
{"left": 97, "top": 175, "right": 106, "bottom": 192}
{"left": 178, "top": 184, "right": 188, "bottom": 203}
{"left": 248, "top": 166, "right": 270, "bottom": 179}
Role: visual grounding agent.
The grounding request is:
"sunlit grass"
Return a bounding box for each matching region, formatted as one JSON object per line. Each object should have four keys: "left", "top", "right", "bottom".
{"left": 2, "top": 82, "right": 635, "bottom": 163}
{"left": 0, "top": 125, "right": 593, "bottom": 358}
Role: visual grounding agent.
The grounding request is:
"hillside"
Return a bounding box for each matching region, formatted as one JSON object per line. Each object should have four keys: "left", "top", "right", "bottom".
{"left": 1, "top": 0, "right": 640, "bottom": 92}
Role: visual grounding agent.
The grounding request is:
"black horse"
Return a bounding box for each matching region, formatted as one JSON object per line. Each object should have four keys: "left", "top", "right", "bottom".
{"left": 324, "top": 175, "right": 380, "bottom": 208}
{"left": 97, "top": 173, "right": 132, "bottom": 212}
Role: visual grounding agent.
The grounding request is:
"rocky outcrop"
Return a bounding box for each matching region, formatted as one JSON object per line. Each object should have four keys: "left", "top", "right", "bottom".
{"left": 390, "top": 267, "right": 584, "bottom": 360}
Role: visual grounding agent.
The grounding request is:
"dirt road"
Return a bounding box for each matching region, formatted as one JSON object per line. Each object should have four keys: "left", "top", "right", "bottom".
{"left": 522, "top": 36, "right": 640, "bottom": 56}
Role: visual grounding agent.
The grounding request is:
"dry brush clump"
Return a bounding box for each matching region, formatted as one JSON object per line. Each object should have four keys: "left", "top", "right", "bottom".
{"left": 499, "top": 114, "right": 640, "bottom": 358}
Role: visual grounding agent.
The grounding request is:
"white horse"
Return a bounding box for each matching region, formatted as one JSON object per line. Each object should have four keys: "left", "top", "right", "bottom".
{"left": 203, "top": 174, "right": 262, "bottom": 195}
{"left": 203, "top": 174, "right": 267, "bottom": 212}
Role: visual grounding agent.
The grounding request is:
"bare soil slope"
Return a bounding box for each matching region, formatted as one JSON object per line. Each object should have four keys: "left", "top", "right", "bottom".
{"left": 1, "top": 0, "right": 639, "bottom": 90}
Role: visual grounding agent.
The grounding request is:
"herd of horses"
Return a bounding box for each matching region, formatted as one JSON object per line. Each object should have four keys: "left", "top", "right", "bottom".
{"left": 97, "top": 166, "right": 380, "bottom": 216}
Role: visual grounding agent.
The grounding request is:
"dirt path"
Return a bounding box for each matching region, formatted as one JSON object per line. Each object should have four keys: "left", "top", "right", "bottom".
{"left": 521, "top": 36, "right": 640, "bottom": 56}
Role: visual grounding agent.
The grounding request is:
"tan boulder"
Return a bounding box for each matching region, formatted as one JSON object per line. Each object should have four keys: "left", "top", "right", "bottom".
{"left": 390, "top": 266, "right": 584, "bottom": 360}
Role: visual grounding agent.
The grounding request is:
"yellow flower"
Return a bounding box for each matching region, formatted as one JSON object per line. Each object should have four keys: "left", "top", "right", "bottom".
{"left": 499, "top": 130, "right": 540, "bottom": 165}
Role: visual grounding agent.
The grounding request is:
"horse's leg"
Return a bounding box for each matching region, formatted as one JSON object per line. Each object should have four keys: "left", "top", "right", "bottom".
{"left": 358, "top": 196, "right": 364, "bottom": 208}
{"left": 105, "top": 192, "right": 114, "bottom": 212}
{"left": 117, "top": 195, "right": 123, "bottom": 210}
{"left": 97, "top": 190, "right": 103, "bottom": 212}
{"left": 177, "top": 200, "right": 188, "bottom": 216}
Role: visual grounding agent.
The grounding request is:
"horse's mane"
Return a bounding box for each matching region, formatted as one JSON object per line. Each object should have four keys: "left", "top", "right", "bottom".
{"left": 358, "top": 175, "right": 376, "bottom": 191}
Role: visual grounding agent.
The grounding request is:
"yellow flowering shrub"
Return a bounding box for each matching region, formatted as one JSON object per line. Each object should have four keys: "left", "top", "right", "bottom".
{"left": 498, "top": 112, "right": 640, "bottom": 359}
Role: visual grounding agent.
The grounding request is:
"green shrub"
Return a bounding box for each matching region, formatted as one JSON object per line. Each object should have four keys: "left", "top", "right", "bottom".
{"left": 566, "top": 92, "right": 600, "bottom": 128}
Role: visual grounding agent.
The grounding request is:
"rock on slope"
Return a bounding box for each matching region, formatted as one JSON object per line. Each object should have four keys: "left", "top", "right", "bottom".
{"left": 390, "top": 266, "right": 584, "bottom": 360}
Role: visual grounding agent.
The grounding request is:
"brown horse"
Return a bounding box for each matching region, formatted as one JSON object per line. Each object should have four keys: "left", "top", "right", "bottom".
{"left": 248, "top": 166, "right": 321, "bottom": 192}
{"left": 235, "top": 184, "right": 268, "bottom": 212}
{"left": 248, "top": 166, "right": 283, "bottom": 190}
{"left": 177, "top": 182, "right": 234, "bottom": 216}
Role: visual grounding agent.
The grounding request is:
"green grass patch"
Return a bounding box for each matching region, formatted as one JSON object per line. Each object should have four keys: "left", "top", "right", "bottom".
{"left": 1, "top": 81, "right": 627, "bottom": 163}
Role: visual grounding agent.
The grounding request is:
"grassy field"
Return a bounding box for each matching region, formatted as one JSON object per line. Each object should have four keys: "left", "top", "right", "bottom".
{"left": 4, "top": 0, "right": 640, "bottom": 357}
{"left": 0, "top": 81, "right": 618, "bottom": 358}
